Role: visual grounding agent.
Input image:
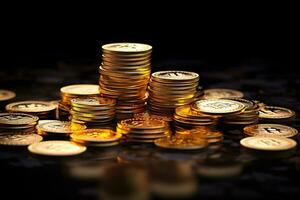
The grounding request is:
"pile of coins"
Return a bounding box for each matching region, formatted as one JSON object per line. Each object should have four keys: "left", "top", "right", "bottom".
{"left": 117, "top": 117, "right": 169, "bottom": 143}
{"left": 6, "top": 101, "right": 57, "bottom": 119}
{"left": 59, "top": 84, "right": 99, "bottom": 119}
{"left": 148, "top": 71, "right": 203, "bottom": 116}
{"left": 70, "top": 97, "right": 116, "bottom": 127}
{"left": 0, "top": 113, "right": 38, "bottom": 133}
{"left": 36, "top": 120, "right": 86, "bottom": 138}
{"left": 222, "top": 98, "right": 259, "bottom": 125}
{"left": 174, "top": 105, "right": 217, "bottom": 130}
{"left": 99, "top": 43, "right": 152, "bottom": 119}
{"left": 0, "top": 90, "right": 16, "bottom": 111}
{"left": 71, "top": 129, "right": 122, "bottom": 147}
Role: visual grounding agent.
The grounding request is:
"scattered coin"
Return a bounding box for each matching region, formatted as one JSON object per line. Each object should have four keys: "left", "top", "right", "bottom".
{"left": 0, "top": 90, "right": 16, "bottom": 101}
{"left": 259, "top": 106, "right": 295, "bottom": 119}
{"left": 244, "top": 124, "right": 298, "bottom": 138}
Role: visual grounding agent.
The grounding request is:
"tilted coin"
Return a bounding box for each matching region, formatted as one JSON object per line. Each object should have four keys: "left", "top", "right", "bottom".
{"left": 28, "top": 141, "right": 86, "bottom": 156}
{"left": 203, "top": 88, "right": 244, "bottom": 99}
{"left": 102, "top": 43, "right": 152, "bottom": 53}
{"left": 244, "top": 124, "right": 298, "bottom": 138}
{"left": 259, "top": 106, "right": 295, "bottom": 119}
{"left": 154, "top": 137, "right": 208, "bottom": 150}
{"left": 0, "top": 90, "right": 16, "bottom": 101}
{"left": 0, "top": 133, "right": 43, "bottom": 146}
{"left": 192, "top": 99, "right": 245, "bottom": 114}
{"left": 6, "top": 101, "right": 57, "bottom": 113}
{"left": 0, "top": 113, "right": 39, "bottom": 125}
{"left": 240, "top": 136, "right": 297, "bottom": 151}
{"left": 60, "top": 84, "right": 99, "bottom": 95}
{"left": 71, "top": 129, "right": 122, "bottom": 142}
{"left": 36, "top": 121, "right": 86, "bottom": 134}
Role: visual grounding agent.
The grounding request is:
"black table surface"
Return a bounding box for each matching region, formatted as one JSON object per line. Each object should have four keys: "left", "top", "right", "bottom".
{"left": 1, "top": 60, "right": 300, "bottom": 200}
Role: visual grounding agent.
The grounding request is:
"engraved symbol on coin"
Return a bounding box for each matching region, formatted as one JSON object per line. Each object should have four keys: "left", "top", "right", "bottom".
{"left": 259, "top": 138, "right": 281, "bottom": 146}
{"left": 263, "top": 127, "right": 281, "bottom": 134}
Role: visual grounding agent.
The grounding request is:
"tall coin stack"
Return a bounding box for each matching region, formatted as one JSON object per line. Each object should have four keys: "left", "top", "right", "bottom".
{"left": 99, "top": 43, "right": 152, "bottom": 120}
{"left": 59, "top": 84, "right": 100, "bottom": 120}
{"left": 148, "top": 71, "right": 203, "bottom": 116}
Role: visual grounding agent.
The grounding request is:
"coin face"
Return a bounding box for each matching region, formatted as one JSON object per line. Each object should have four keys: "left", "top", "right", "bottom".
{"left": 244, "top": 124, "right": 298, "bottom": 138}
{"left": 259, "top": 106, "right": 295, "bottom": 119}
{"left": 71, "top": 97, "right": 116, "bottom": 106}
{"left": 102, "top": 43, "right": 152, "bottom": 53}
{"left": 6, "top": 101, "right": 57, "bottom": 113}
{"left": 28, "top": 141, "right": 86, "bottom": 156}
{"left": 192, "top": 99, "right": 245, "bottom": 114}
{"left": 0, "top": 133, "right": 43, "bottom": 146}
{"left": 60, "top": 84, "right": 99, "bottom": 95}
{"left": 152, "top": 71, "right": 199, "bottom": 81}
{"left": 0, "top": 113, "right": 39, "bottom": 125}
{"left": 240, "top": 136, "right": 297, "bottom": 151}
{"left": 71, "top": 129, "right": 122, "bottom": 142}
{"left": 204, "top": 88, "right": 244, "bottom": 99}
{"left": 37, "top": 121, "right": 86, "bottom": 134}
{"left": 0, "top": 90, "right": 16, "bottom": 101}
{"left": 154, "top": 137, "right": 208, "bottom": 150}
{"left": 121, "top": 118, "right": 166, "bottom": 130}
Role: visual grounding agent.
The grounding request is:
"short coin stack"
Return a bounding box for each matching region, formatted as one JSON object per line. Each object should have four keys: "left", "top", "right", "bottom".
{"left": 59, "top": 84, "right": 100, "bottom": 119}
{"left": 36, "top": 120, "right": 86, "bottom": 137}
{"left": 174, "top": 105, "right": 217, "bottom": 130}
{"left": 70, "top": 97, "right": 116, "bottom": 127}
{"left": 71, "top": 129, "right": 122, "bottom": 147}
{"left": 0, "top": 113, "right": 38, "bottom": 133}
{"left": 148, "top": 71, "right": 203, "bottom": 116}
{"left": 117, "top": 116, "right": 169, "bottom": 143}
{"left": 222, "top": 98, "right": 259, "bottom": 125}
{"left": 99, "top": 43, "right": 152, "bottom": 119}
{"left": 0, "top": 90, "right": 16, "bottom": 111}
{"left": 154, "top": 135, "right": 208, "bottom": 150}
{"left": 6, "top": 101, "right": 57, "bottom": 119}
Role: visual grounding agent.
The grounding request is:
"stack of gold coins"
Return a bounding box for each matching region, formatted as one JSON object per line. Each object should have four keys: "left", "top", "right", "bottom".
{"left": 117, "top": 117, "right": 170, "bottom": 143}
{"left": 0, "top": 90, "right": 16, "bottom": 111}
{"left": 222, "top": 98, "right": 259, "bottom": 125}
{"left": 174, "top": 105, "right": 218, "bottom": 130}
{"left": 99, "top": 43, "right": 152, "bottom": 119}
{"left": 36, "top": 120, "right": 86, "bottom": 137}
{"left": 148, "top": 71, "right": 203, "bottom": 116}
{"left": 71, "top": 129, "right": 122, "bottom": 147}
{"left": 176, "top": 127, "right": 223, "bottom": 143}
{"left": 70, "top": 97, "right": 116, "bottom": 127}
{"left": 59, "top": 84, "right": 100, "bottom": 119}
{"left": 6, "top": 101, "right": 57, "bottom": 119}
{"left": 0, "top": 113, "right": 38, "bottom": 133}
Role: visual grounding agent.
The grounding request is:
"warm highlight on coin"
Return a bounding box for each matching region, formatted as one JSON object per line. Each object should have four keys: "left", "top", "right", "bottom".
{"left": 243, "top": 124, "right": 298, "bottom": 138}
{"left": 0, "top": 133, "right": 43, "bottom": 146}
{"left": 259, "top": 106, "right": 295, "bottom": 119}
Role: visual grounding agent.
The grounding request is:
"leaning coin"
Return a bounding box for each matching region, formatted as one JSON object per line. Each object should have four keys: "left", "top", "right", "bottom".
{"left": 28, "top": 141, "right": 86, "bottom": 156}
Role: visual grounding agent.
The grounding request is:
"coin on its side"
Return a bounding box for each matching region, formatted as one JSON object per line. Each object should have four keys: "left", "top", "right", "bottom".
{"left": 259, "top": 106, "right": 295, "bottom": 119}
{"left": 240, "top": 136, "right": 297, "bottom": 151}
{"left": 192, "top": 99, "right": 245, "bottom": 114}
{"left": 0, "top": 133, "right": 43, "bottom": 146}
{"left": 28, "top": 141, "right": 86, "bottom": 156}
{"left": 243, "top": 124, "right": 298, "bottom": 138}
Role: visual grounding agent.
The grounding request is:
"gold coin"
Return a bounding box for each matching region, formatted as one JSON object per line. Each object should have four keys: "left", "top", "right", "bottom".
{"left": 203, "top": 88, "right": 244, "bottom": 99}
{"left": 0, "top": 133, "right": 43, "bottom": 146}
{"left": 6, "top": 101, "right": 57, "bottom": 113}
{"left": 154, "top": 137, "right": 208, "bottom": 150}
{"left": 151, "top": 71, "right": 199, "bottom": 82}
{"left": 0, "top": 113, "right": 39, "bottom": 125}
{"left": 36, "top": 121, "right": 86, "bottom": 134}
{"left": 240, "top": 136, "right": 297, "bottom": 151}
{"left": 28, "top": 141, "right": 86, "bottom": 156}
{"left": 71, "top": 129, "right": 121, "bottom": 142}
{"left": 0, "top": 90, "right": 16, "bottom": 101}
{"left": 192, "top": 99, "right": 245, "bottom": 114}
{"left": 120, "top": 118, "right": 166, "bottom": 130}
{"left": 102, "top": 43, "right": 152, "bottom": 54}
{"left": 60, "top": 84, "right": 99, "bottom": 95}
{"left": 71, "top": 97, "right": 116, "bottom": 107}
{"left": 244, "top": 124, "right": 298, "bottom": 138}
{"left": 259, "top": 106, "right": 295, "bottom": 119}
